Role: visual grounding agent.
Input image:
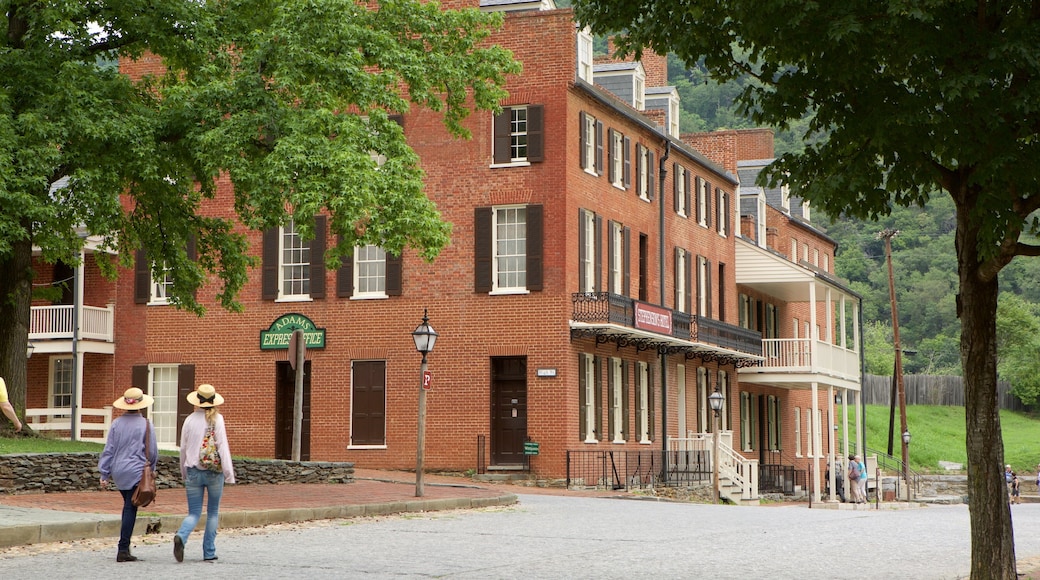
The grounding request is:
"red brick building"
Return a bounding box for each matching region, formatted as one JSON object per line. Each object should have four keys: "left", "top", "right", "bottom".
{"left": 26, "top": 0, "right": 861, "bottom": 503}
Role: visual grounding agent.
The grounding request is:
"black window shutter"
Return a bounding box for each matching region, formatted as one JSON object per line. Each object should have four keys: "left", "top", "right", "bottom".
{"left": 695, "top": 177, "right": 703, "bottom": 223}
{"left": 685, "top": 250, "right": 693, "bottom": 315}
{"left": 386, "top": 252, "right": 403, "bottom": 296}
{"left": 705, "top": 184, "right": 712, "bottom": 229}
{"left": 623, "top": 137, "right": 631, "bottom": 188}
{"left": 718, "top": 263, "right": 726, "bottom": 321}
{"left": 262, "top": 227, "right": 279, "bottom": 300}
{"left": 608, "top": 222, "right": 617, "bottom": 292}
{"left": 706, "top": 259, "right": 713, "bottom": 318}
{"left": 595, "top": 120, "right": 604, "bottom": 175}
{"left": 186, "top": 236, "right": 198, "bottom": 299}
{"left": 673, "top": 163, "right": 680, "bottom": 213}
{"left": 310, "top": 216, "right": 326, "bottom": 299}
{"left": 647, "top": 365, "right": 655, "bottom": 442}
{"left": 594, "top": 356, "right": 604, "bottom": 441}
{"left": 526, "top": 205, "right": 543, "bottom": 291}
{"left": 132, "top": 365, "right": 149, "bottom": 419}
{"left": 684, "top": 170, "right": 692, "bottom": 219}
{"left": 623, "top": 226, "right": 631, "bottom": 297}
{"left": 635, "top": 145, "right": 644, "bottom": 196}
{"left": 578, "top": 209, "right": 587, "bottom": 292}
{"left": 579, "top": 354, "right": 588, "bottom": 441}
{"left": 474, "top": 207, "right": 493, "bottom": 292}
{"left": 607, "top": 128, "right": 617, "bottom": 184}
{"left": 621, "top": 360, "right": 630, "bottom": 440}
{"left": 594, "top": 213, "right": 603, "bottom": 292}
{"left": 134, "top": 250, "right": 150, "bottom": 304}
{"left": 527, "top": 105, "right": 544, "bottom": 162}
{"left": 647, "top": 150, "right": 655, "bottom": 200}
{"left": 696, "top": 254, "right": 703, "bottom": 316}
{"left": 674, "top": 247, "right": 681, "bottom": 309}
{"left": 177, "top": 364, "right": 196, "bottom": 442}
{"left": 336, "top": 238, "right": 354, "bottom": 298}
{"left": 493, "top": 108, "right": 512, "bottom": 164}
{"left": 579, "top": 112, "right": 588, "bottom": 170}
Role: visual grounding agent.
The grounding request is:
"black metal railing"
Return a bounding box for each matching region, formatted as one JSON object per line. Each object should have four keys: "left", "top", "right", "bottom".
{"left": 571, "top": 292, "right": 762, "bottom": 356}
{"left": 566, "top": 450, "right": 712, "bottom": 490}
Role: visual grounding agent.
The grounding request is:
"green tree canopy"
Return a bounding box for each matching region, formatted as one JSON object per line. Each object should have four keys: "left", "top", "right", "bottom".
{"left": 574, "top": 1, "right": 1040, "bottom": 576}
{"left": 0, "top": 0, "right": 519, "bottom": 420}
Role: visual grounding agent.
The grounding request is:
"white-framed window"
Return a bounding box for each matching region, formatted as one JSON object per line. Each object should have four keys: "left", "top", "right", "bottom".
{"left": 698, "top": 256, "right": 709, "bottom": 317}
{"left": 583, "top": 113, "right": 597, "bottom": 174}
{"left": 280, "top": 219, "right": 311, "bottom": 299}
{"left": 716, "top": 189, "right": 728, "bottom": 237}
{"left": 802, "top": 243, "right": 809, "bottom": 264}
{"left": 791, "top": 239, "right": 798, "bottom": 262}
{"left": 676, "top": 249, "right": 688, "bottom": 313}
{"left": 718, "top": 370, "right": 730, "bottom": 431}
{"left": 668, "top": 96, "right": 680, "bottom": 137}
{"left": 698, "top": 177, "right": 709, "bottom": 227}
{"left": 802, "top": 198, "right": 812, "bottom": 221}
{"left": 781, "top": 184, "right": 791, "bottom": 212}
{"left": 823, "top": 253, "right": 830, "bottom": 273}
{"left": 633, "top": 71, "right": 645, "bottom": 111}
{"left": 610, "top": 129, "right": 625, "bottom": 188}
{"left": 577, "top": 27, "right": 594, "bottom": 83}
{"left": 583, "top": 355, "right": 597, "bottom": 443}
{"left": 697, "top": 367, "right": 709, "bottom": 433}
{"left": 509, "top": 106, "right": 529, "bottom": 162}
{"left": 806, "top": 410, "right": 815, "bottom": 458}
{"left": 354, "top": 245, "right": 387, "bottom": 298}
{"left": 580, "top": 209, "right": 596, "bottom": 293}
{"left": 794, "top": 407, "right": 802, "bottom": 457}
{"left": 493, "top": 206, "right": 528, "bottom": 292}
{"left": 610, "top": 221, "right": 623, "bottom": 294}
{"left": 676, "top": 364, "right": 687, "bottom": 436}
{"left": 48, "top": 356, "right": 73, "bottom": 413}
{"left": 149, "top": 365, "right": 179, "bottom": 447}
{"left": 150, "top": 263, "right": 174, "bottom": 305}
{"left": 637, "top": 145, "right": 651, "bottom": 201}
{"left": 675, "top": 165, "right": 688, "bottom": 217}
{"left": 610, "top": 357, "right": 624, "bottom": 443}
{"left": 637, "top": 361, "right": 650, "bottom": 443}
{"left": 813, "top": 248, "right": 820, "bottom": 267}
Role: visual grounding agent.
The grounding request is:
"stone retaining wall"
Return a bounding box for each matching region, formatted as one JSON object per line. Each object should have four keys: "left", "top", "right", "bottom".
{"left": 0, "top": 453, "right": 354, "bottom": 494}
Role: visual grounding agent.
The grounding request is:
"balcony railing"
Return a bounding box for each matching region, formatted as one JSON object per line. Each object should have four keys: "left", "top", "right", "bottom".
{"left": 571, "top": 292, "right": 761, "bottom": 355}
{"left": 760, "top": 338, "right": 859, "bottom": 380}
{"left": 29, "top": 305, "right": 114, "bottom": 342}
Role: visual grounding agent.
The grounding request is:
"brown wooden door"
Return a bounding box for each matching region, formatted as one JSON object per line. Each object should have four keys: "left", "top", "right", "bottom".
{"left": 491, "top": 357, "right": 527, "bottom": 465}
{"left": 275, "top": 361, "right": 311, "bottom": 460}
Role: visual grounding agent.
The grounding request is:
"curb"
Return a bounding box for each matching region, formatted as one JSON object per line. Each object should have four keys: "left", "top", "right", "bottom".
{"left": 0, "top": 493, "right": 518, "bottom": 549}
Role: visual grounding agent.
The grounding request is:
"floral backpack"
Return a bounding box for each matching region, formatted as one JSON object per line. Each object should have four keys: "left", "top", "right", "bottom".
{"left": 199, "top": 425, "right": 222, "bottom": 472}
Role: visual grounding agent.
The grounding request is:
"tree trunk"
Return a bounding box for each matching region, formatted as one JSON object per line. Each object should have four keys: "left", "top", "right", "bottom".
{"left": 0, "top": 226, "right": 34, "bottom": 424}
{"left": 956, "top": 201, "right": 1016, "bottom": 579}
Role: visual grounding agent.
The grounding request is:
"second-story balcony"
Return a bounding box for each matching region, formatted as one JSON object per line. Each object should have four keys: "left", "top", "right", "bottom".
{"left": 29, "top": 304, "right": 115, "bottom": 355}
{"left": 569, "top": 292, "right": 763, "bottom": 366}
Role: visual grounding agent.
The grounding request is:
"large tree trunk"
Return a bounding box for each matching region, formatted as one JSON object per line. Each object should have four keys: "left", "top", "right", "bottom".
{"left": 0, "top": 226, "right": 34, "bottom": 425}
{"left": 956, "top": 201, "right": 1016, "bottom": 579}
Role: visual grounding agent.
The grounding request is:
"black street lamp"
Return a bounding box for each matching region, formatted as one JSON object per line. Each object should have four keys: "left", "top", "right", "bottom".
{"left": 708, "top": 387, "right": 725, "bottom": 504}
{"left": 902, "top": 429, "right": 912, "bottom": 503}
{"left": 412, "top": 309, "right": 438, "bottom": 497}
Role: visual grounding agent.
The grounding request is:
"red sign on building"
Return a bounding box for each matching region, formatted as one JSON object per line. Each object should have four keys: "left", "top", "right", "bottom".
{"left": 634, "top": 302, "right": 673, "bottom": 335}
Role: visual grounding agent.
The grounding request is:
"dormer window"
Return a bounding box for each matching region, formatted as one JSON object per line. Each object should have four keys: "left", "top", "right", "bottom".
{"left": 668, "top": 96, "right": 680, "bottom": 137}
{"left": 634, "top": 73, "right": 645, "bottom": 111}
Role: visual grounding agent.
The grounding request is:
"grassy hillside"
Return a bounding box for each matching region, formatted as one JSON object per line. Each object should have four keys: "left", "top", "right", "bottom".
{"left": 850, "top": 404, "right": 1039, "bottom": 475}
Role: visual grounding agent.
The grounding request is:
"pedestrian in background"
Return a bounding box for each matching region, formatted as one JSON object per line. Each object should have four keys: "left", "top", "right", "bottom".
{"left": 0, "top": 377, "right": 23, "bottom": 432}
{"left": 173, "top": 384, "right": 235, "bottom": 563}
{"left": 856, "top": 455, "right": 868, "bottom": 502}
{"left": 847, "top": 454, "right": 862, "bottom": 503}
{"left": 98, "top": 387, "right": 157, "bottom": 562}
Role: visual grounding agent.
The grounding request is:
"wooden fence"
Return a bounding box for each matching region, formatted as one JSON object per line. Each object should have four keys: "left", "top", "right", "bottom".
{"left": 862, "top": 374, "right": 1027, "bottom": 412}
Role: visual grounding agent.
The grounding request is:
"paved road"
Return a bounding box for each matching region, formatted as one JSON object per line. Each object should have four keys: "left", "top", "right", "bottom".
{"left": 2, "top": 495, "right": 1039, "bottom": 579}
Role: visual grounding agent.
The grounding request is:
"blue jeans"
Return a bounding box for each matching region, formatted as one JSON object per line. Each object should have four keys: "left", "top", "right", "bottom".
{"left": 118, "top": 488, "right": 139, "bottom": 553}
{"left": 175, "top": 467, "right": 225, "bottom": 560}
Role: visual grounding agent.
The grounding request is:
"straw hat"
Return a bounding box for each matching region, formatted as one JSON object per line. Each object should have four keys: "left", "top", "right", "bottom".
{"left": 187, "top": 384, "right": 224, "bottom": 408}
{"left": 113, "top": 387, "right": 154, "bottom": 411}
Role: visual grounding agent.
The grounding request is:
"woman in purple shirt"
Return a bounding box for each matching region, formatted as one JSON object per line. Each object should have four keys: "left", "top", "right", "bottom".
{"left": 98, "top": 387, "right": 158, "bottom": 562}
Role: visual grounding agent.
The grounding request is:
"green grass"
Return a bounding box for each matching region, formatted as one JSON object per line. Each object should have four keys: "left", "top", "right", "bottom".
{"left": 0, "top": 434, "right": 180, "bottom": 456}
{"left": 845, "top": 404, "right": 1040, "bottom": 474}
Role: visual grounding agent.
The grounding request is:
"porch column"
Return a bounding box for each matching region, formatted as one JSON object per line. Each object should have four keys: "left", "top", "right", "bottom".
{"left": 839, "top": 295, "right": 847, "bottom": 350}
{"left": 71, "top": 249, "right": 84, "bottom": 441}
{"left": 825, "top": 287, "right": 833, "bottom": 344}
{"left": 811, "top": 381, "right": 820, "bottom": 504}
{"left": 827, "top": 385, "right": 837, "bottom": 502}
{"left": 808, "top": 282, "right": 817, "bottom": 369}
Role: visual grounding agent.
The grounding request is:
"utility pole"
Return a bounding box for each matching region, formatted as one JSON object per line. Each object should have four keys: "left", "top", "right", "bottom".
{"left": 878, "top": 229, "right": 910, "bottom": 498}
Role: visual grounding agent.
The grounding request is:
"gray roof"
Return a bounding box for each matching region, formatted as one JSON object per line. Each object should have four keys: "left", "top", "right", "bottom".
{"left": 593, "top": 62, "right": 640, "bottom": 73}
{"left": 645, "top": 86, "right": 676, "bottom": 95}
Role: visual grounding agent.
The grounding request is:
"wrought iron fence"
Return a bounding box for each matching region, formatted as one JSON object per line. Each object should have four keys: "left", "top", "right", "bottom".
{"left": 566, "top": 450, "right": 712, "bottom": 490}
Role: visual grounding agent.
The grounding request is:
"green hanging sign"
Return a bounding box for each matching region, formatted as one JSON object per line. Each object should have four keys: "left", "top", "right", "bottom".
{"left": 260, "top": 313, "right": 326, "bottom": 350}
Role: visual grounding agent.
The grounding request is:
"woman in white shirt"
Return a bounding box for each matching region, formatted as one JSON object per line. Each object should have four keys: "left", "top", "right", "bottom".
{"left": 173, "top": 384, "right": 235, "bottom": 563}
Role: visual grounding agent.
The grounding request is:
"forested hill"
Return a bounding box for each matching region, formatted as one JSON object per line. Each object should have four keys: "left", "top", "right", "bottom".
{"left": 664, "top": 54, "right": 1040, "bottom": 404}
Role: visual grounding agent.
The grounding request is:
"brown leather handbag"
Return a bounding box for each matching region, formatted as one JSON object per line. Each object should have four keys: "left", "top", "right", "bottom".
{"left": 131, "top": 421, "right": 156, "bottom": 508}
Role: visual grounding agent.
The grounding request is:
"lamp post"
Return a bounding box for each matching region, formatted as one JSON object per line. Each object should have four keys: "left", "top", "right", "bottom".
{"left": 902, "top": 430, "right": 912, "bottom": 503}
{"left": 412, "top": 309, "right": 438, "bottom": 498}
{"left": 708, "top": 387, "right": 724, "bottom": 504}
